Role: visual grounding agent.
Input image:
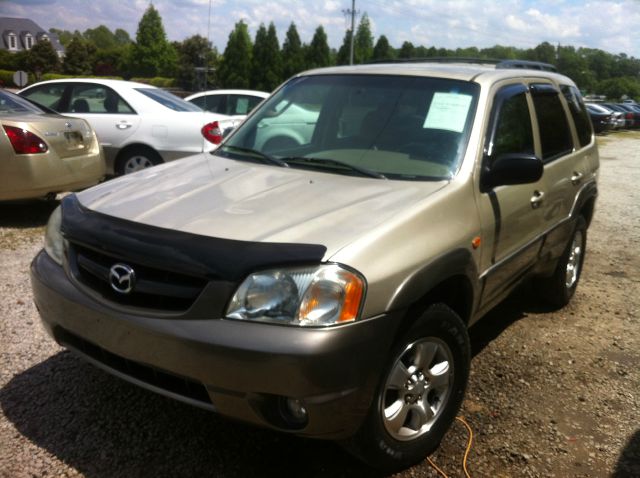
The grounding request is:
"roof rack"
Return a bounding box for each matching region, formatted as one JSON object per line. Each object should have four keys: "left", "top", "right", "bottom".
{"left": 366, "top": 57, "right": 500, "bottom": 65}
{"left": 495, "top": 60, "right": 557, "bottom": 72}
{"left": 366, "top": 57, "right": 558, "bottom": 72}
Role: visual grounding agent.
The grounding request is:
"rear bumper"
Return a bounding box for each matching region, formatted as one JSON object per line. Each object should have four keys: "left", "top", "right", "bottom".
{"left": 0, "top": 152, "right": 104, "bottom": 200}
{"left": 31, "top": 250, "right": 400, "bottom": 439}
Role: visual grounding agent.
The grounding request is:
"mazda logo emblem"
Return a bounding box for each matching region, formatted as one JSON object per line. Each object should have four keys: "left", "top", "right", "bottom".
{"left": 65, "top": 122, "right": 72, "bottom": 129}
{"left": 109, "top": 263, "right": 136, "bottom": 294}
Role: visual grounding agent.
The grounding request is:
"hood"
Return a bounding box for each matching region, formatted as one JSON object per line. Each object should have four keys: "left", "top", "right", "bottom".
{"left": 77, "top": 154, "right": 447, "bottom": 258}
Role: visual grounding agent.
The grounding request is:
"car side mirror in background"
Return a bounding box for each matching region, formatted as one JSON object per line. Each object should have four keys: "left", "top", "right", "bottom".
{"left": 482, "top": 153, "right": 543, "bottom": 191}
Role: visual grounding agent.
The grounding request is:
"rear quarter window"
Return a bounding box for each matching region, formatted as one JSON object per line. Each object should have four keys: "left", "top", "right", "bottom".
{"left": 561, "top": 85, "right": 592, "bottom": 148}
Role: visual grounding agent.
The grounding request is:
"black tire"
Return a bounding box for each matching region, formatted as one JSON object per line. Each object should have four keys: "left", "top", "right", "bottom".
{"left": 115, "top": 147, "right": 162, "bottom": 175}
{"left": 536, "top": 215, "right": 587, "bottom": 308}
{"left": 343, "top": 303, "right": 470, "bottom": 472}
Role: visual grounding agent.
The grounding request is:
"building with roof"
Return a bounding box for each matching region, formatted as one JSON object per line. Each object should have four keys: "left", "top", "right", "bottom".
{"left": 0, "top": 17, "right": 65, "bottom": 57}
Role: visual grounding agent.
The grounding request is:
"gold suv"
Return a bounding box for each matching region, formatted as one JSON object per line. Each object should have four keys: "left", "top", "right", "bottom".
{"left": 31, "top": 59, "right": 598, "bottom": 471}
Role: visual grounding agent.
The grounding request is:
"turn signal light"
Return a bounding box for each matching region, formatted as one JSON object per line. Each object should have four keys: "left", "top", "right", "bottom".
{"left": 201, "top": 121, "right": 223, "bottom": 144}
{"left": 3, "top": 125, "right": 48, "bottom": 154}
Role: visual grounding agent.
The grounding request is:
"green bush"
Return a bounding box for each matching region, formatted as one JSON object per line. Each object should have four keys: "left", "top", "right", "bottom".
{"left": 130, "top": 76, "right": 176, "bottom": 87}
{"left": 41, "top": 73, "right": 123, "bottom": 81}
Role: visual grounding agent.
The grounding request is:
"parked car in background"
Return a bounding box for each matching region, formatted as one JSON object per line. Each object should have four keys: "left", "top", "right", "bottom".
{"left": 616, "top": 103, "right": 640, "bottom": 128}
{"left": 19, "top": 79, "right": 238, "bottom": 175}
{"left": 185, "top": 89, "right": 269, "bottom": 121}
{"left": 0, "top": 89, "right": 104, "bottom": 201}
{"left": 585, "top": 103, "right": 614, "bottom": 133}
{"left": 602, "top": 103, "right": 635, "bottom": 128}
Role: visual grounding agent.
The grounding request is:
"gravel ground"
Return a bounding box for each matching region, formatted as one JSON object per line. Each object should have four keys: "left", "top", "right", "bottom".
{"left": 1, "top": 132, "right": 638, "bottom": 477}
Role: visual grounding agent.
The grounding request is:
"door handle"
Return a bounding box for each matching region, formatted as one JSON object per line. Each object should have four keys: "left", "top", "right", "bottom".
{"left": 116, "top": 122, "right": 133, "bottom": 130}
{"left": 530, "top": 190, "right": 545, "bottom": 209}
{"left": 571, "top": 171, "right": 583, "bottom": 185}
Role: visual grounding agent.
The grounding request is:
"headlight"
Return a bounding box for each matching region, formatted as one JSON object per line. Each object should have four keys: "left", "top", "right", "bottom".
{"left": 226, "top": 264, "right": 365, "bottom": 326}
{"left": 44, "top": 205, "right": 64, "bottom": 265}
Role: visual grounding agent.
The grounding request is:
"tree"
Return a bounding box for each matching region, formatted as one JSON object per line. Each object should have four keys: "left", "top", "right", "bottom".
{"left": 0, "top": 49, "right": 18, "bottom": 70}
{"left": 251, "top": 22, "right": 282, "bottom": 91}
{"left": 305, "top": 26, "right": 331, "bottom": 69}
{"left": 372, "top": 35, "right": 393, "bottom": 61}
{"left": 26, "top": 39, "right": 59, "bottom": 79}
{"left": 114, "top": 28, "right": 132, "bottom": 45}
{"left": 598, "top": 77, "right": 640, "bottom": 101}
{"left": 217, "top": 20, "right": 252, "bottom": 88}
{"left": 336, "top": 29, "right": 353, "bottom": 65}
{"left": 398, "top": 41, "right": 415, "bottom": 59}
{"left": 83, "top": 25, "right": 118, "bottom": 50}
{"left": 62, "top": 37, "right": 95, "bottom": 75}
{"left": 129, "top": 5, "right": 177, "bottom": 77}
{"left": 529, "top": 41, "right": 556, "bottom": 65}
{"left": 354, "top": 13, "right": 374, "bottom": 64}
{"left": 480, "top": 45, "right": 518, "bottom": 59}
{"left": 93, "top": 47, "right": 127, "bottom": 76}
{"left": 454, "top": 46, "right": 480, "bottom": 58}
{"left": 49, "top": 28, "right": 79, "bottom": 47}
{"left": 176, "top": 34, "right": 217, "bottom": 91}
{"left": 557, "top": 45, "right": 592, "bottom": 90}
{"left": 282, "top": 22, "right": 305, "bottom": 80}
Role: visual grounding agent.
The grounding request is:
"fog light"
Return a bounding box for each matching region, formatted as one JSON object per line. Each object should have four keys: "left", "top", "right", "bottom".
{"left": 285, "top": 397, "right": 308, "bottom": 423}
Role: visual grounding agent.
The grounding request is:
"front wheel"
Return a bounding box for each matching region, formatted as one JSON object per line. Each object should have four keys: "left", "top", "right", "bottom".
{"left": 343, "top": 304, "right": 470, "bottom": 471}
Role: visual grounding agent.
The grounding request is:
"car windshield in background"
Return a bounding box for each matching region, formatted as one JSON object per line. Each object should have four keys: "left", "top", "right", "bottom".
{"left": 134, "top": 88, "right": 203, "bottom": 112}
{"left": 219, "top": 74, "right": 479, "bottom": 180}
{"left": 0, "top": 90, "right": 44, "bottom": 115}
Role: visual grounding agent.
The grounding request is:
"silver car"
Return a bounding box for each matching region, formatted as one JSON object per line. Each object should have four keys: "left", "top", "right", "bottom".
{"left": 31, "top": 60, "right": 598, "bottom": 471}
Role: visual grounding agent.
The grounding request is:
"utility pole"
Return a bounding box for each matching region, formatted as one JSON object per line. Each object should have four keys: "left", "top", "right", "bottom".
{"left": 342, "top": 0, "right": 358, "bottom": 65}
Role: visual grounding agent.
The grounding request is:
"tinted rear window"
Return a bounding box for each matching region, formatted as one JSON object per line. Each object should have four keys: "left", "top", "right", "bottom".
{"left": 136, "top": 88, "right": 202, "bottom": 112}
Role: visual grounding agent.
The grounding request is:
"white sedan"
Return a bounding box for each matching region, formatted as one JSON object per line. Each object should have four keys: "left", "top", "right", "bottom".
{"left": 20, "top": 79, "right": 238, "bottom": 175}
{"left": 185, "top": 89, "right": 268, "bottom": 121}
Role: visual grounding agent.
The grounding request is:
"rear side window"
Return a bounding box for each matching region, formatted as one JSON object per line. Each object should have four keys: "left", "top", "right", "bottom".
{"left": 228, "top": 94, "right": 264, "bottom": 115}
{"left": 190, "top": 94, "right": 225, "bottom": 113}
{"left": 69, "top": 84, "right": 135, "bottom": 114}
{"left": 135, "top": 88, "right": 202, "bottom": 112}
{"left": 561, "top": 85, "right": 592, "bottom": 147}
{"left": 530, "top": 84, "right": 573, "bottom": 161}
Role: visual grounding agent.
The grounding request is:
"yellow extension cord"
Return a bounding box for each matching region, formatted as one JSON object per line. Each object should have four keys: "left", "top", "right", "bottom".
{"left": 426, "top": 416, "right": 474, "bottom": 478}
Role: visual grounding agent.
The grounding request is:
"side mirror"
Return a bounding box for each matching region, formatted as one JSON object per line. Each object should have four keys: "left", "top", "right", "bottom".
{"left": 482, "top": 153, "right": 543, "bottom": 191}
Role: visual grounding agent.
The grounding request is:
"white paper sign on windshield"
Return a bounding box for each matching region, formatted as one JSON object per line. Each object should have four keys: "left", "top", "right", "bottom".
{"left": 423, "top": 93, "right": 473, "bottom": 133}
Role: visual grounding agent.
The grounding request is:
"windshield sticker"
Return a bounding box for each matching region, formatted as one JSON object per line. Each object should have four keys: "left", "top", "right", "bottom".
{"left": 423, "top": 93, "right": 473, "bottom": 133}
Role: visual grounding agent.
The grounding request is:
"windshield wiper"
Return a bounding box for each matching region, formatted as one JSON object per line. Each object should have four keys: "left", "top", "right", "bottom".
{"left": 282, "top": 156, "right": 387, "bottom": 179}
{"left": 221, "top": 145, "right": 289, "bottom": 168}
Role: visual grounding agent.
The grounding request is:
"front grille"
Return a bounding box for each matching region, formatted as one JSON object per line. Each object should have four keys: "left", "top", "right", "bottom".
{"left": 55, "top": 327, "right": 213, "bottom": 407}
{"left": 68, "top": 243, "right": 207, "bottom": 311}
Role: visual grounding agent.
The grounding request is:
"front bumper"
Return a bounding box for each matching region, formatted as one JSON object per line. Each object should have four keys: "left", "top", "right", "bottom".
{"left": 31, "top": 250, "right": 400, "bottom": 439}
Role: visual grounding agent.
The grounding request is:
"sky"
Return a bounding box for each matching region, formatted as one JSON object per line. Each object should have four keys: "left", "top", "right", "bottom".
{"left": 2, "top": 0, "right": 639, "bottom": 58}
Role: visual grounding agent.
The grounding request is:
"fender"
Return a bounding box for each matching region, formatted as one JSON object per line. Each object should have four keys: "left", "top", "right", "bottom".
{"left": 386, "top": 248, "right": 480, "bottom": 321}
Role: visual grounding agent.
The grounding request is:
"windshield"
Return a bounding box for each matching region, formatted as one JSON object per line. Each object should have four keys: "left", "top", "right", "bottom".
{"left": 135, "top": 88, "right": 203, "bottom": 112}
{"left": 0, "top": 90, "right": 44, "bottom": 115}
{"left": 218, "top": 74, "right": 479, "bottom": 180}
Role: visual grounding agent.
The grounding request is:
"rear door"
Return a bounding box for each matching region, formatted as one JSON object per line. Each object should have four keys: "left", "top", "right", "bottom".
{"left": 21, "top": 82, "right": 142, "bottom": 151}
{"left": 65, "top": 83, "right": 141, "bottom": 149}
{"left": 531, "top": 83, "right": 595, "bottom": 258}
